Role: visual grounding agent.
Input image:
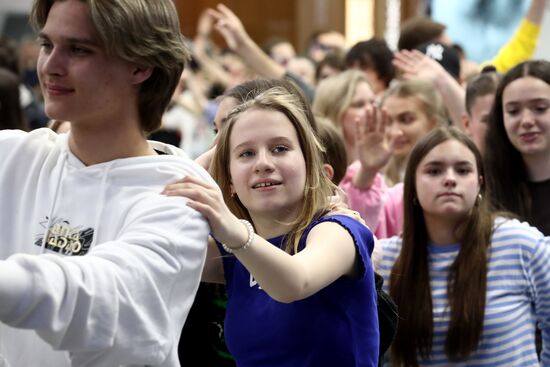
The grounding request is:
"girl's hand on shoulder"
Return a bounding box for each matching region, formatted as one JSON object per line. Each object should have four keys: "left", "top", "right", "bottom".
{"left": 162, "top": 176, "right": 246, "bottom": 246}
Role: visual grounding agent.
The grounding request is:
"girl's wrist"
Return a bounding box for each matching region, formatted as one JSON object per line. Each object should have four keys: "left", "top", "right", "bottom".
{"left": 221, "top": 219, "right": 255, "bottom": 253}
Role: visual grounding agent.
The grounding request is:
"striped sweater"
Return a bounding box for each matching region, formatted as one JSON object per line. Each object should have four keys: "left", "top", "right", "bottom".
{"left": 377, "top": 218, "right": 550, "bottom": 366}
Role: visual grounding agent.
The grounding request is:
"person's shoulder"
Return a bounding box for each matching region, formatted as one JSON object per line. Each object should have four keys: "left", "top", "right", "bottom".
{"left": 0, "top": 127, "right": 57, "bottom": 144}
{"left": 493, "top": 216, "right": 543, "bottom": 237}
{"left": 0, "top": 128, "right": 61, "bottom": 159}
{"left": 379, "top": 235, "right": 402, "bottom": 246}
{"left": 311, "top": 214, "right": 375, "bottom": 252}
{"left": 315, "top": 214, "right": 372, "bottom": 235}
{"left": 153, "top": 142, "right": 213, "bottom": 179}
{"left": 491, "top": 216, "right": 545, "bottom": 251}
{"left": 123, "top": 189, "right": 210, "bottom": 236}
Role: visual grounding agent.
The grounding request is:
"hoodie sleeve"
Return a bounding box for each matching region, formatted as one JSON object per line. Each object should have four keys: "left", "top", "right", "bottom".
{"left": 0, "top": 196, "right": 209, "bottom": 366}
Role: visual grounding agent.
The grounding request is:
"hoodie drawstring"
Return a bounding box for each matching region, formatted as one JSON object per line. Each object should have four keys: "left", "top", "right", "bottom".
{"left": 41, "top": 151, "right": 68, "bottom": 253}
{"left": 91, "top": 162, "right": 115, "bottom": 248}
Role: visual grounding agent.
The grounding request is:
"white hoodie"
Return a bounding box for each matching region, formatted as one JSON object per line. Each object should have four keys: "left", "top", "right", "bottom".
{"left": 0, "top": 128, "right": 212, "bottom": 367}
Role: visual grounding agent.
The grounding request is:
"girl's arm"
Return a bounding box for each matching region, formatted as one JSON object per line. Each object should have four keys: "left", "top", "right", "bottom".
{"left": 163, "top": 176, "right": 361, "bottom": 303}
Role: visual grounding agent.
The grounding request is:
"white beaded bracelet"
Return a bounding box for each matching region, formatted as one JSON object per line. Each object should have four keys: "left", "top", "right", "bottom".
{"left": 221, "top": 219, "right": 255, "bottom": 254}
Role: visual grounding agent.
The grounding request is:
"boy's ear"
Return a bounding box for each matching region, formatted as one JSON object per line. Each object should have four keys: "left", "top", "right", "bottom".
{"left": 132, "top": 66, "right": 153, "bottom": 85}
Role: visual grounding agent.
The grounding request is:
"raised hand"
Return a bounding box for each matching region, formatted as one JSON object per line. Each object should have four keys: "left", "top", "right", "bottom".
{"left": 349, "top": 105, "right": 394, "bottom": 189}
{"left": 207, "top": 4, "right": 250, "bottom": 51}
{"left": 355, "top": 105, "right": 393, "bottom": 172}
{"left": 162, "top": 176, "right": 248, "bottom": 247}
{"left": 196, "top": 10, "right": 214, "bottom": 39}
{"left": 393, "top": 49, "right": 445, "bottom": 83}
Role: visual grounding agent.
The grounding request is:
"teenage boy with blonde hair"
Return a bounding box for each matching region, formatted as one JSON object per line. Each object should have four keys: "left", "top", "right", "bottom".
{"left": 0, "top": 0, "right": 212, "bottom": 366}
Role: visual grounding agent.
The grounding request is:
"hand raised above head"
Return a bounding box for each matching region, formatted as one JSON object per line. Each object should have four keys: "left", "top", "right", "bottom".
{"left": 355, "top": 105, "right": 393, "bottom": 172}
{"left": 207, "top": 4, "right": 250, "bottom": 51}
{"left": 393, "top": 49, "right": 445, "bottom": 83}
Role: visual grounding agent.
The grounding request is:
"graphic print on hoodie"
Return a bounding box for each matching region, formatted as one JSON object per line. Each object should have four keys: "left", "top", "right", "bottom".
{"left": 34, "top": 216, "right": 94, "bottom": 256}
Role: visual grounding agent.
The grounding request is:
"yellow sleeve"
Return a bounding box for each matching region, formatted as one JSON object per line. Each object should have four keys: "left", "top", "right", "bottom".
{"left": 480, "top": 19, "right": 541, "bottom": 73}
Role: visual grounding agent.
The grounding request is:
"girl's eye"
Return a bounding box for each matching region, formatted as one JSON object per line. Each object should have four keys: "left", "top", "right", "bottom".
{"left": 272, "top": 145, "right": 289, "bottom": 154}
{"left": 399, "top": 113, "right": 416, "bottom": 125}
{"left": 534, "top": 104, "right": 549, "bottom": 114}
{"left": 456, "top": 167, "right": 472, "bottom": 175}
{"left": 350, "top": 100, "right": 366, "bottom": 109}
{"left": 426, "top": 168, "right": 441, "bottom": 176}
{"left": 505, "top": 107, "right": 520, "bottom": 116}
{"left": 238, "top": 150, "right": 254, "bottom": 158}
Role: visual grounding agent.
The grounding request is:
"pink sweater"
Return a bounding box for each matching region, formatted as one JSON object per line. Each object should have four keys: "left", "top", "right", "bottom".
{"left": 339, "top": 161, "right": 404, "bottom": 239}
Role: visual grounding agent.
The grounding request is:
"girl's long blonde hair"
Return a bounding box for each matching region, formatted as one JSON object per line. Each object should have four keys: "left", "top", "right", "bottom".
{"left": 211, "top": 86, "right": 338, "bottom": 253}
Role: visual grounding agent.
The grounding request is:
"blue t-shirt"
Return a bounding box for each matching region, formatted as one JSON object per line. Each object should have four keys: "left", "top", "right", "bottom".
{"left": 219, "top": 215, "right": 379, "bottom": 367}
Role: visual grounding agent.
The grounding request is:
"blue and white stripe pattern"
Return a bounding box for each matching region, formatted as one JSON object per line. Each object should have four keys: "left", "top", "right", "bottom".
{"left": 377, "top": 218, "right": 550, "bottom": 366}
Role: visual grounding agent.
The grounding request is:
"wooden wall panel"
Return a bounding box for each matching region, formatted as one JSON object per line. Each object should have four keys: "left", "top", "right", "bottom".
{"left": 174, "top": 0, "right": 345, "bottom": 54}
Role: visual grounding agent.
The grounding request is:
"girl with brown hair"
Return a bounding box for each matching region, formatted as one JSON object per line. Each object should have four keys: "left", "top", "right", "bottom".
{"left": 376, "top": 127, "right": 550, "bottom": 365}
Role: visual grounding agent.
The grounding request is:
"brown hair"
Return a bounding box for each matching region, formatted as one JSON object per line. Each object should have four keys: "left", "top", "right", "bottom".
{"left": 390, "top": 126, "right": 493, "bottom": 365}
{"left": 398, "top": 17, "right": 446, "bottom": 51}
{"left": 465, "top": 70, "right": 500, "bottom": 115}
{"left": 223, "top": 78, "right": 317, "bottom": 132}
{"left": 30, "top": 0, "right": 190, "bottom": 133}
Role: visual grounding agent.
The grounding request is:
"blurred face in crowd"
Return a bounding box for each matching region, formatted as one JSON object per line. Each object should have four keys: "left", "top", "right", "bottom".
{"left": 270, "top": 41, "right": 296, "bottom": 67}
{"left": 340, "top": 81, "right": 375, "bottom": 147}
{"left": 383, "top": 95, "right": 437, "bottom": 159}
{"left": 464, "top": 93, "right": 494, "bottom": 154}
{"left": 214, "top": 96, "right": 238, "bottom": 134}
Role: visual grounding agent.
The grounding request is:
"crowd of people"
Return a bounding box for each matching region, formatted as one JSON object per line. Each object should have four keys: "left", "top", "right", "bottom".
{"left": 1, "top": 0, "right": 550, "bottom": 366}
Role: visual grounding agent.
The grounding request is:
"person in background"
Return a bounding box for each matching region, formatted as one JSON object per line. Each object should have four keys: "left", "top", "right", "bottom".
{"left": 377, "top": 126, "right": 550, "bottom": 366}
{"left": 262, "top": 37, "right": 296, "bottom": 67}
{"left": 0, "top": 67, "right": 28, "bottom": 131}
{"left": 398, "top": 0, "right": 547, "bottom": 75}
{"left": 0, "top": 38, "right": 49, "bottom": 130}
{"left": 306, "top": 30, "right": 347, "bottom": 65}
{"left": 315, "top": 50, "right": 346, "bottom": 84}
{"left": 331, "top": 79, "right": 446, "bottom": 238}
{"left": 313, "top": 69, "right": 375, "bottom": 166}
{"left": 345, "top": 38, "right": 396, "bottom": 97}
{"left": 485, "top": 59, "right": 550, "bottom": 236}
{"left": 463, "top": 67, "right": 501, "bottom": 154}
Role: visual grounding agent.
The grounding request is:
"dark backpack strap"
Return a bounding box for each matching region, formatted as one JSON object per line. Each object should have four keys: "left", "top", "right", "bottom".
{"left": 375, "top": 271, "right": 398, "bottom": 364}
